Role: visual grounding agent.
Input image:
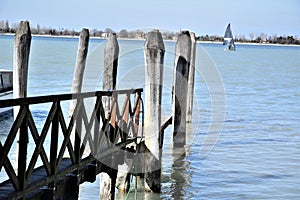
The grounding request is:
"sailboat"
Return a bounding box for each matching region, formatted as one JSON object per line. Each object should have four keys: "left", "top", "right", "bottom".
{"left": 223, "top": 23, "right": 236, "bottom": 51}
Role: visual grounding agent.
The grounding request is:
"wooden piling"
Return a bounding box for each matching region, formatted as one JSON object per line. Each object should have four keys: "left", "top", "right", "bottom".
{"left": 144, "top": 30, "right": 165, "bottom": 192}
{"left": 13, "top": 22, "right": 31, "bottom": 193}
{"left": 13, "top": 21, "right": 31, "bottom": 117}
{"left": 186, "top": 32, "right": 197, "bottom": 123}
{"left": 103, "top": 33, "right": 119, "bottom": 116}
{"left": 100, "top": 33, "right": 119, "bottom": 200}
{"left": 70, "top": 28, "right": 89, "bottom": 115}
{"left": 172, "top": 31, "right": 191, "bottom": 147}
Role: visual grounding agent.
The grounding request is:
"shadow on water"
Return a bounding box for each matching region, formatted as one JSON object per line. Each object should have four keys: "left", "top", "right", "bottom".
{"left": 0, "top": 110, "right": 14, "bottom": 140}
{"left": 0, "top": 110, "right": 17, "bottom": 183}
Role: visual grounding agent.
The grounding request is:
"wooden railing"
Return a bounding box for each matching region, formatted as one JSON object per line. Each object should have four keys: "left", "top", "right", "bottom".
{"left": 0, "top": 88, "right": 143, "bottom": 199}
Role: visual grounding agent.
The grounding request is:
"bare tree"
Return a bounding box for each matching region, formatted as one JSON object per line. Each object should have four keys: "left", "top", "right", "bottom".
{"left": 249, "top": 32, "right": 255, "bottom": 41}
{"left": 118, "top": 29, "right": 128, "bottom": 38}
{"left": 4, "top": 20, "right": 9, "bottom": 32}
{"left": 37, "top": 24, "right": 40, "bottom": 34}
{"left": 105, "top": 28, "right": 114, "bottom": 33}
{"left": 0, "top": 20, "right": 4, "bottom": 31}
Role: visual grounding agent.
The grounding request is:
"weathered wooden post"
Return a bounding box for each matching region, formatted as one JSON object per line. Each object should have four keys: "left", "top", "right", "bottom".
{"left": 13, "top": 21, "right": 31, "bottom": 116}
{"left": 172, "top": 31, "right": 191, "bottom": 147}
{"left": 70, "top": 28, "right": 89, "bottom": 114}
{"left": 100, "top": 33, "right": 119, "bottom": 200}
{"left": 186, "top": 32, "right": 196, "bottom": 123}
{"left": 144, "top": 30, "right": 165, "bottom": 192}
{"left": 13, "top": 22, "right": 31, "bottom": 193}
{"left": 103, "top": 33, "right": 119, "bottom": 117}
{"left": 67, "top": 28, "right": 89, "bottom": 199}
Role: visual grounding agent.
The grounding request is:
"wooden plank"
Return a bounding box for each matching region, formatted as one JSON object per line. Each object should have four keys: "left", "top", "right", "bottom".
{"left": 0, "top": 89, "right": 143, "bottom": 108}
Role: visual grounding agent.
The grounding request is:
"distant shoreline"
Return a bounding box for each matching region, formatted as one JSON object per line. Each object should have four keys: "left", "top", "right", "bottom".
{"left": 1, "top": 33, "right": 299, "bottom": 47}
{"left": 197, "top": 41, "right": 300, "bottom": 47}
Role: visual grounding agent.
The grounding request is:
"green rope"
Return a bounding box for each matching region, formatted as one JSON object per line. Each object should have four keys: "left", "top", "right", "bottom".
{"left": 135, "top": 176, "right": 138, "bottom": 199}
{"left": 125, "top": 175, "right": 137, "bottom": 200}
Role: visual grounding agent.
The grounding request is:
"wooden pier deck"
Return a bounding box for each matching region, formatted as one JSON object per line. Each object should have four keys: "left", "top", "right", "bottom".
{"left": 0, "top": 88, "right": 143, "bottom": 199}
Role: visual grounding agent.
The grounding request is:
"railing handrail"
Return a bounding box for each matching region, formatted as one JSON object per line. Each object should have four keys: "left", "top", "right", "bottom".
{"left": 0, "top": 88, "right": 143, "bottom": 108}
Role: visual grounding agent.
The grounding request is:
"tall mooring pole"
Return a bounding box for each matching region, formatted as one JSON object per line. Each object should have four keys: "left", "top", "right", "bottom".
{"left": 13, "top": 21, "right": 31, "bottom": 116}
{"left": 172, "top": 31, "right": 191, "bottom": 147}
{"left": 144, "top": 30, "right": 165, "bottom": 192}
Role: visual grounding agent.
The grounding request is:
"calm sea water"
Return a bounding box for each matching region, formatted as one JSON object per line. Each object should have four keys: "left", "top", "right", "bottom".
{"left": 0, "top": 34, "right": 299, "bottom": 199}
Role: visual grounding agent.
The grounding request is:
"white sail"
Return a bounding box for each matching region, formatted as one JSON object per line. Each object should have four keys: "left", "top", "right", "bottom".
{"left": 223, "top": 23, "right": 236, "bottom": 51}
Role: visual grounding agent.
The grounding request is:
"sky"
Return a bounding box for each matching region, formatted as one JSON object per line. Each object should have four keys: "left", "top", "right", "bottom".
{"left": 0, "top": 0, "right": 299, "bottom": 37}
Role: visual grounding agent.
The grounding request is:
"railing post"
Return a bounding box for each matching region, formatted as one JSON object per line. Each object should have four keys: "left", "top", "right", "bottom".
{"left": 172, "top": 31, "right": 191, "bottom": 147}
{"left": 101, "top": 33, "right": 119, "bottom": 200}
{"left": 48, "top": 102, "right": 59, "bottom": 198}
{"left": 134, "top": 91, "right": 141, "bottom": 136}
{"left": 74, "top": 100, "right": 83, "bottom": 164}
{"left": 17, "top": 105, "right": 29, "bottom": 194}
{"left": 186, "top": 32, "right": 197, "bottom": 123}
{"left": 13, "top": 21, "right": 31, "bottom": 118}
{"left": 144, "top": 30, "right": 165, "bottom": 192}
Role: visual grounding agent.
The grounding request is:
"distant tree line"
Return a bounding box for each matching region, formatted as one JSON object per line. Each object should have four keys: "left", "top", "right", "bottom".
{"left": 197, "top": 33, "right": 300, "bottom": 45}
{"left": 1, "top": 20, "right": 299, "bottom": 45}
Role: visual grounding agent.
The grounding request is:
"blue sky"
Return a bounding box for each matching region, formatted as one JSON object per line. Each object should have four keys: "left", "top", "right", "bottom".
{"left": 0, "top": 0, "right": 299, "bottom": 37}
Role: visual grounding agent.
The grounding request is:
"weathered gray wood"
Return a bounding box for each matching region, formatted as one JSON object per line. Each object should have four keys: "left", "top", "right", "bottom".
{"left": 13, "top": 21, "right": 31, "bottom": 117}
{"left": 172, "top": 31, "right": 191, "bottom": 147}
{"left": 0, "top": 88, "right": 142, "bottom": 200}
{"left": 186, "top": 32, "right": 197, "bottom": 123}
{"left": 68, "top": 30, "right": 89, "bottom": 199}
{"left": 144, "top": 30, "right": 165, "bottom": 192}
{"left": 103, "top": 33, "right": 119, "bottom": 117}
{"left": 100, "top": 33, "right": 119, "bottom": 200}
{"left": 13, "top": 22, "right": 31, "bottom": 190}
{"left": 70, "top": 28, "right": 89, "bottom": 115}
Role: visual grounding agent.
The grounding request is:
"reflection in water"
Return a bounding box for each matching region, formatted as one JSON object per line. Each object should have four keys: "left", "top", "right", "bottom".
{"left": 170, "top": 147, "right": 191, "bottom": 200}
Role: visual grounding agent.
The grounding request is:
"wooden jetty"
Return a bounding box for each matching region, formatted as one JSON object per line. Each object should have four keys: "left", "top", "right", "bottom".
{"left": 0, "top": 89, "right": 143, "bottom": 200}
{"left": 0, "top": 21, "right": 197, "bottom": 199}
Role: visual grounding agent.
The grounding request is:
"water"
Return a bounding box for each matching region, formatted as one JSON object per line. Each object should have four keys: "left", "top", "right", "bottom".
{"left": 0, "top": 34, "right": 300, "bottom": 199}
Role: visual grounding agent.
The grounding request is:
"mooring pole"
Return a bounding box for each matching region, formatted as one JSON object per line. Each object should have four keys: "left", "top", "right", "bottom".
{"left": 172, "top": 31, "right": 191, "bottom": 147}
{"left": 67, "top": 28, "right": 89, "bottom": 199}
{"left": 100, "top": 33, "right": 119, "bottom": 200}
{"left": 70, "top": 28, "right": 89, "bottom": 115}
{"left": 103, "top": 33, "right": 119, "bottom": 117}
{"left": 13, "top": 21, "right": 31, "bottom": 117}
{"left": 13, "top": 22, "right": 31, "bottom": 193}
{"left": 144, "top": 30, "right": 165, "bottom": 192}
{"left": 186, "top": 32, "right": 197, "bottom": 123}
